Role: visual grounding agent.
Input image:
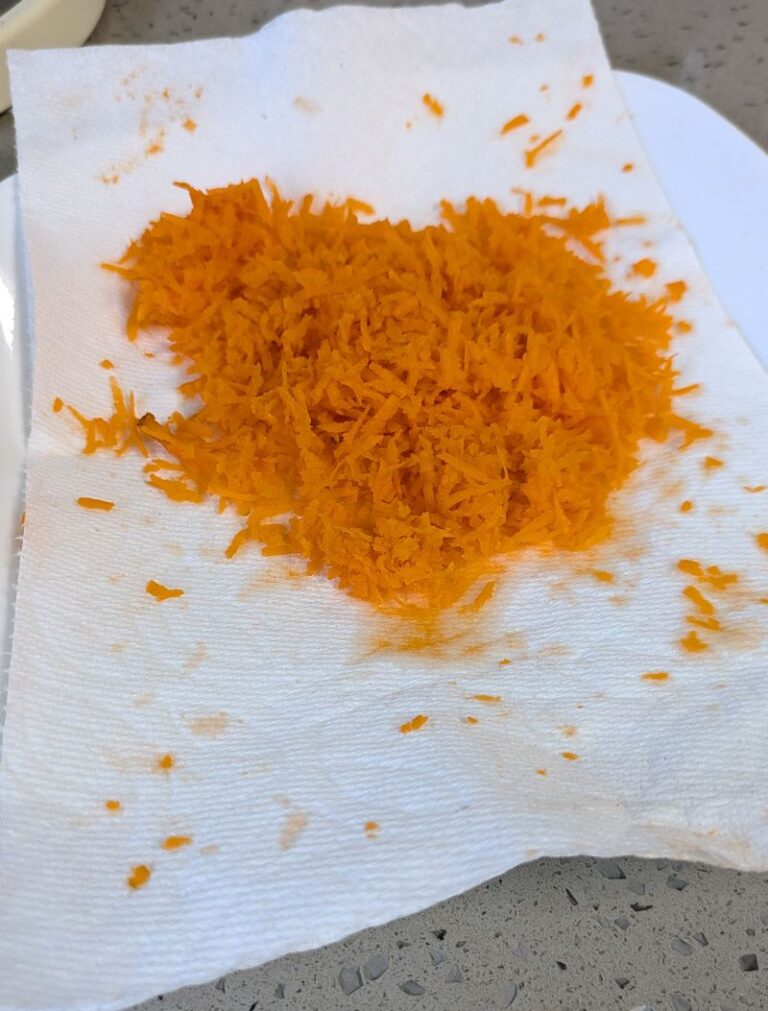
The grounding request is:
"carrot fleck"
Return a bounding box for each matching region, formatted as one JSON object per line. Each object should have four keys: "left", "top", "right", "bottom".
{"left": 498, "top": 658, "right": 512, "bottom": 666}
{"left": 744, "top": 485, "right": 766, "bottom": 493}
{"left": 591, "top": 569, "right": 614, "bottom": 584}
{"left": 464, "top": 715, "right": 479, "bottom": 725}
{"left": 100, "top": 359, "right": 114, "bottom": 369}
{"left": 679, "top": 500, "right": 693, "bottom": 513}
{"left": 561, "top": 751, "right": 579, "bottom": 761}
{"left": 400, "top": 714, "right": 428, "bottom": 734}
{"left": 631, "top": 257, "right": 657, "bottom": 278}
{"left": 146, "top": 579, "right": 184, "bottom": 600}
{"left": 687, "top": 615, "right": 721, "bottom": 631}
{"left": 364, "top": 820, "right": 380, "bottom": 835}
{"left": 621, "top": 162, "right": 634, "bottom": 172}
{"left": 641, "top": 671, "right": 669, "bottom": 682}
{"left": 680, "top": 630, "right": 708, "bottom": 653}
{"left": 105, "top": 799, "right": 122, "bottom": 812}
{"left": 508, "top": 34, "right": 523, "bottom": 44}
{"left": 524, "top": 129, "right": 563, "bottom": 167}
{"left": 703, "top": 456, "right": 723, "bottom": 470}
{"left": 566, "top": 102, "right": 582, "bottom": 121}
{"left": 757, "top": 533, "right": 768, "bottom": 553}
{"left": 582, "top": 74, "right": 594, "bottom": 87}
{"left": 127, "top": 864, "right": 151, "bottom": 889}
{"left": 156, "top": 753, "right": 174, "bottom": 772}
{"left": 676, "top": 321, "right": 693, "bottom": 334}
{"left": 473, "top": 694, "right": 502, "bottom": 704}
{"left": 534, "top": 32, "right": 545, "bottom": 42}
{"left": 161, "top": 834, "right": 192, "bottom": 850}
{"left": 665, "top": 280, "right": 688, "bottom": 302}
{"left": 52, "top": 397, "right": 64, "bottom": 413}
{"left": 463, "top": 580, "right": 496, "bottom": 612}
{"left": 77, "top": 496, "right": 115, "bottom": 512}
{"left": 422, "top": 93, "right": 444, "bottom": 118}
{"left": 500, "top": 113, "right": 530, "bottom": 135}
{"left": 535, "top": 768, "right": 547, "bottom": 775}
{"left": 683, "top": 584, "right": 715, "bottom": 616}
{"left": 182, "top": 118, "right": 197, "bottom": 132}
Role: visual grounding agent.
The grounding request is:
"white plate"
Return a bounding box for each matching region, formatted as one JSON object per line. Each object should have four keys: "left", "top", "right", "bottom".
{"left": 1, "top": 68, "right": 768, "bottom": 683}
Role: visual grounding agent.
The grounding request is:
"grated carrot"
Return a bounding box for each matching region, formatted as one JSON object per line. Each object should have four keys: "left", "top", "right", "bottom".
{"left": 561, "top": 751, "right": 579, "bottom": 760}
{"left": 464, "top": 715, "right": 479, "bottom": 725}
{"left": 757, "top": 532, "right": 768, "bottom": 553}
{"left": 105, "top": 799, "right": 122, "bottom": 812}
{"left": 161, "top": 834, "right": 192, "bottom": 850}
{"left": 182, "top": 118, "right": 197, "bottom": 132}
{"left": 641, "top": 671, "right": 669, "bottom": 682}
{"left": 52, "top": 397, "right": 63, "bottom": 413}
{"left": 157, "top": 753, "right": 174, "bottom": 772}
{"left": 77, "top": 496, "right": 115, "bottom": 512}
{"left": 127, "top": 864, "right": 151, "bottom": 889}
{"left": 146, "top": 579, "right": 184, "bottom": 600}
{"left": 524, "top": 129, "right": 563, "bottom": 167}
{"left": 100, "top": 358, "right": 115, "bottom": 369}
{"left": 566, "top": 102, "right": 582, "bottom": 121}
{"left": 680, "top": 630, "right": 707, "bottom": 653}
{"left": 621, "top": 162, "right": 634, "bottom": 172}
{"left": 473, "top": 693, "right": 501, "bottom": 704}
{"left": 703, "top": 456, "right": 723, "bottom": 470}
{"left": 400, "top": 714, "right": 428, "bottom": 734}
{"left": 679, "top": 500, "right": 693, "bottom": 513}
{"left": 683, "top": 584, "right": 714, "bottom": 616}
{"left": 591, "top": 569, "right": 614, "bottom": 583}
{"left": 631, "top": 258, "right": 657, "bottom": 278}
{"left": 665, "top": 280, "right": 687, "bottom": 302}
{"left": 422, "top": 93, "right": 444, "bottom": 118}
{"left": 80, "top": 181, "right": 698, "bottom": 616}
{"left": 500, "top": 113, "right": 529, "bottom": 135}
{"left": 744, "top": 485, "right": 766, "bottom": 493}
{"left": 582, "top": 74, "right": 594, "bottom": 87}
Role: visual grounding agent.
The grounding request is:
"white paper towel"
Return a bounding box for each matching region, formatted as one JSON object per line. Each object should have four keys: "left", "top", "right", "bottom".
{"left": 3, "top": 2, "right": 768, "bottom": 1008}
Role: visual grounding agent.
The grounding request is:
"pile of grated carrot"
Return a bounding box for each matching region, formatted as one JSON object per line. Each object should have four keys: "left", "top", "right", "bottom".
{"left": 76, "top": 179, "right": 696, "bottom": 614}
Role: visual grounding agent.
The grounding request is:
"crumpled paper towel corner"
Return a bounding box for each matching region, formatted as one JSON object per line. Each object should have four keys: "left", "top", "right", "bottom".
{"left": 2, "top": 1, "right": 768, "bottom": 1008}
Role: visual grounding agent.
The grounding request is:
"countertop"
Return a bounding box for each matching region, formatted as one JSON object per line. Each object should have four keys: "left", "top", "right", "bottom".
{"left": 5, "top": 2, "right": 768, "bottom": 1009}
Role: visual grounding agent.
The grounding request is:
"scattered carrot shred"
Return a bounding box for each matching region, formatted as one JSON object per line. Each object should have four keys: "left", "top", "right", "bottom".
{"left": 463, "top": 580, "right": 496, "bottom": 613}
{"left": 127, "top": 864, "right": 151, "bottom": 889}
{"left": 641, "top": 671, "right": 669, "bottom": 682}
{"left": 52, "top": 397, "right": 63, "bottom": 413}
{"left": 757, "top": 532, "right": 768, "bottom": 553}
{"left": 464, "top": 715, "right": 479, "bottom": 725}
{"left": 498, "top": 658, "right": 512, "bottom": 666}
{"left": 683, "top": 584, "right": 715, "bottom": 616}
{"left": 582, "top": 74, "right": 594, "bottom": 87}
{"left": 182, "top": 118, "right": 197, "bottom": 132}
{"left": 500, "top": 113, "right": 530, "bottom": 135}
{"left": 534, "top": 32, "right": 545, "bottom": 42}
{"left": 524, "top": 129, "right": 563, "bottom": 168}
{"left": 100, "top": 358, "right": 114, "bottom": 369}
{"left": 473, "top": 693, "right": 502, "bottom": 704}
{"left": 105, "top": 799, "right": 122, "bottom": 812}
{"left": 676, "top": 320, "right": 693, "bottom": 334}
{"left": 156, "top": 753, "right": 174, "bottom": 772}
{"left": 703, "top": 456, "right": 723, "bottom": 470}
{"left": 680, "top": 629, "right": 708, "bottom": 653}
{"left": 679, "top": 500, "right": 693, "bottom": 513}
{"left": 744, "top": 485, "right": 766, "bottom": 493}
{"left": 665, "top": 280, "right": 688, "bottom": 302}
{"left": 631, "top": 257, "right": 657, "bottom": 278}
{"left": 672, "top": 383, "right": 700, "bottom": 397}
{"left": 364, "top": 820, "right": 380, "bottom": 835}
{"left": 566, "top": 102, "right": 582, "bottom": 121}
{"left": 677, "top": 558, "right": 738, "bottom": 591}
{"left": 346, "top": 197, "right": 375, "bottom": 216}
{"left": 421, "top": 93, "right": 444, "bottom": 118}
{"left": 508, "top": 34, "right": 523, "bottom": 44}
{"left": 161, "top": 834, "right": 192, "bottom": 850}
{"left": 621, "top": 162, "right": 634, "bottom": 173}
{"left": 400, "top": 714, "right": 429, "bottom": 734}
{"left": 614, "top": 214, "right": 646, "bottom": 227}
{"left": 77, "top": 496, "right": 115, "bottom": 512}
{"left": 80, "top": 180, "right": 702, "bottom": 617}
{"left": 535, "top": 768, "right": 547, "bottom": 775}
{"left": 146, "top": 579, "right": 184, "bottom": 600}
{"left": 561, "top": 751, "right": 579, "bottom": 761}
{"left": 687, "top": 615, "right": 721, "bottom": 631}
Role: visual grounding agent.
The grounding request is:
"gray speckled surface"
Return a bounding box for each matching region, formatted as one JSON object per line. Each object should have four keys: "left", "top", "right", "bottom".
{"left": 6, "top": 2, "right": 768, "bottom": 1009}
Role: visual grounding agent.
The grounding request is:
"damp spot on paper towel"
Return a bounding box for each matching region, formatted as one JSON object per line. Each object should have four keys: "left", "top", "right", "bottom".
{"left": 187, "top": 711, "right": 229, "bottom": 738}
{"left": 161, "top": 834, "right": 192, "bottom": 850}
{"left": 156, "top": 753, "right": 174, "bottom": 773}
{"left": 421, "top": 93, "right": 444, "bottom": 118}
{"left": 127, "top": 864, "right": 151, "bottom": 889}
{"left": 104, "top": 799, "right": 122, "bottom": 812}
{"left": 110, "top": 641, "right": 126, "bottom": 653}
{"left": 183, "top": 641, "right": 208, "bottom": 673}
{"left": 400, "top": 714, "right": 429, "bottom": 734}
{"left": 364, "top": 821, "right": 380, "bottom": 838}
{"left": 293, "top": 95, "right": 321, "bottom": 114}
{"left": 559, "top": 725, "right": 577, "bottom": 738}
{"left": 133, "top": 693, "right": 154, "bottom": 707}
{"left": 280, "top": 811, "right": 308, "bottom": 850}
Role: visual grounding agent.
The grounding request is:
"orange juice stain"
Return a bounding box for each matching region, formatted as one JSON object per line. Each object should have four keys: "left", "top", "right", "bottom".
{"left": 560, "top": 725, "right": 576, "bottom": 738}
{"left": 534, "top": 32, "right": 546, "bottom": 41}
{"left": 400, "top": 714, "right": 429, "bottom": 734}
{"left": 127, "top": 864, "right": 151, "bottom": 890}
{"left": 161, "top": 834, "right": 192, "bottom": 850}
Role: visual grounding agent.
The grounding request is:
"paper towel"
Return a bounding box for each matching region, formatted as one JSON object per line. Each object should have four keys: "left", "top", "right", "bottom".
{"left": 2, "top": 1, "right": 768, "bottom": 1008}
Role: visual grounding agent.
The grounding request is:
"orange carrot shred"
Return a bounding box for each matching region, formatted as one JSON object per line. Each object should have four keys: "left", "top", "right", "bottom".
{"left": 364, "top": 820, "right": 380, "bottom": 834}
{"left": 400, "top": 714, "right": 428, "bottom": 734}
{"left": 680, "top": 630, "right": 708, "bottom": 653}
{"left": 561, "top": 751, "right": 579, "bottom": 760}
{"left": 77, "top": 496, "right": 115, "bottom": 512}
{"left": 703, "top": 456, "right": 723, "bottom": 470}
{"left": 157, "top": 753, "right": 174, "bottom": 772}
{"left": 422, "top": 93, "right": 444, "bottom": 118}
{"left": 582, "top": 74, "right": 594, "bottom": 87}
{"left": 127, "top": 864, "right": 151, "bottom": 889}
{"left": 100, "top": 359, "right": 114, "bottom": 369}
{"left": 676, "top": 320, "right": 693, "bottom": 334}
{"left": 631, "top": 257, "right": 657, "bottom": 278}
{"left": 683, "top": 584, "right": 715, "bottom": 616}
{"left": 641, "top": 671, "right": 669, "bottom": 682}
{"left": 536, "top": 768, "right": 547, "bottom": 775}
{"left": 161, "top": 834, "right": 192, "bottom": 850}
{"left": 52, "top": 397, "right": 64, "bottom": 413}
{"left": 524, "top": 129, "right": 562, "bottom": 168}
{"left": 665, "top": 280, "right": 688, "bottom": 302}
{"left": 473, "top": 694, "right": 501, "bottom": 704}
{"left": 621, "top": 162, "right": 634, "bottom": 172}
{"left": 757, "top": 532, "right": 768, "bottom": 553}
{"left": 182, "top": 118, "right": 197, "bottom": 132}
{"left": 464, "top": 715, "right": 479, "bottom": 725}
{"left": 500, "top": 113, "right": 529, "bottom": 135}
{"left": 744, "top": 485, "right": 766, "bottom": 493}
{"left": 566, "top": 102, "right": 582, "bottom": 121}
{"left": 146, "top": 579, "right": 184, "bottom": 600}
{"left": 105, "top": 799, "right": 122, "bottom": 812}
{"left": 591, "top": 569, "right": 614, "bottom": 583}
{"left": 614, "top": 215, "right": 646, "bottom": 227}
{"left": 679, "top": 500, "right": 693, "bottom": 513}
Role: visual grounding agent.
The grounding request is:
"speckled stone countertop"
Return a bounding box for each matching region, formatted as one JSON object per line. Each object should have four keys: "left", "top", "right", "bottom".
{"left": 5, "top": 2, "right": 768, "bottom": 1009}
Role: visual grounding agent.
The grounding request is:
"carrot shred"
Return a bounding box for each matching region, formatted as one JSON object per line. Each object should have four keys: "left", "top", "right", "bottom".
{"left": 679, "top": 500, "right": 693, "bottom": 513}
{"left": 566, "top": 102, "right": 582, "bottom": 121}
{"left": 105, "top": 799, "right": 122, "bottom": 812}
{"left": 683, "top": 584, "right": 715, "bottom": 616}
{"left": 631, "top": 257, "right": 657, "bottom": 278}
{"left": 621, "top": 162, "right": 634, "bottom": 173}
{"left": 641, "top": 671, "right": 669, "bottom": 682}
{"left": 744, "top": 485, "right": 766, "bottom": 493}
{"left": 703, "top": 455, "right": 723, "bottom": 470}
{"left": 400, "top": 714, "right": 428, "bottom": 734}
{"left": 100, "top": 359, "right": 115, "bottom": 369}
{"left": 161, "top": 834, "right": 192, "bottom": 850}
{"left": 500, "top": 113, "right": 529, "bottom": 135}
{"left": 757, "top": 532, "right": 768, "bottom": 553}
{"left": 52, "top": 397, "right": 64, "bottom": 413}
{"left": 422, "top": 93, "right": 444, "bottom": 118}
{"left": 79, "top": 181, "right": 701, "bottom": 617}
{"left": 146, "top": 580, "right": 184, "bottom": 601}
{"left": 680, "top": 630, "right": 708, "bottom": 653}
{"left": 524, "top": 129, "right": 563, "bottom": 168}
{"left": 582, "top": 74, "right": 594, "bottom": 87}
{"left": 665, "top": 280, "right": 688, "bottom": 302}
{"left": 127, "top": 864, "right": 151, "bottom": 889}
{"left": 77, "top": 496, "right": 115, "bottom": 512}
